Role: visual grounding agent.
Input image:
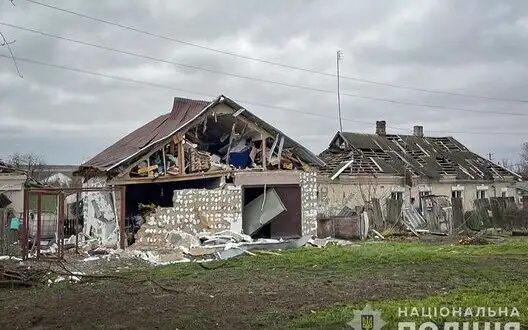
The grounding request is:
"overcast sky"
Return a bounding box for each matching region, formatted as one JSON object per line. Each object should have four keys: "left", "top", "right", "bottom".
{"left": 1, "top": 0, "right": 528, "bottom": 165}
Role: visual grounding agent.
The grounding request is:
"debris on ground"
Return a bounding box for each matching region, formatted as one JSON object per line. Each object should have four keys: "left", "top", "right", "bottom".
{"left": 458, "top": 236, "right": 490, "bottom": 245}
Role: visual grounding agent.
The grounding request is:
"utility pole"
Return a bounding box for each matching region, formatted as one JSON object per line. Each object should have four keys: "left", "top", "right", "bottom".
{"left": 336, "top": 50, "right": 343, "bottom": 132}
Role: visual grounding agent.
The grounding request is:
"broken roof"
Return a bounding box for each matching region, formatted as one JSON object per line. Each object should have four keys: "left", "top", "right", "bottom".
{"left": 318, "top": 131, "right": 521, "bottom": 181}
{"left": 81, "top": 95, "right": 323, "bottom": 171}
{"left": 0, "top": 160, "right": 25, "bottom": 175}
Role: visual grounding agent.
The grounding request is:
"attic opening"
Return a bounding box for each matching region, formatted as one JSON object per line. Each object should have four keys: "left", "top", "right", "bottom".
{"left": 184, "top": 111, "right": 306, "bottom": 171}
{"left": 120, "top": 109, "right": 308, "bottom": 181}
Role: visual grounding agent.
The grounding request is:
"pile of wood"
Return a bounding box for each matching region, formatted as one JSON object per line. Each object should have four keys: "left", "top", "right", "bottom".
{"left": 0, "top": 262, "right": 48, "bottom": 287}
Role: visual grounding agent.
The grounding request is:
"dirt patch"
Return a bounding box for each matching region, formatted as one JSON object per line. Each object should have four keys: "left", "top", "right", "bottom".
{"left": 0, "top": 256, "right": 524, "bottom": 330}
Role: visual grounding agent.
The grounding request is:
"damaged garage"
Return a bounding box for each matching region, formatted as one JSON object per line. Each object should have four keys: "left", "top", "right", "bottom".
{"left": 75, "top": 95, "right": 323, "bottom": 250}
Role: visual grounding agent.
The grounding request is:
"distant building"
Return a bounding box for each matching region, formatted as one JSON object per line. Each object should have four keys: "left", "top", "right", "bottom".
{"left": 317, "top": 121, "right": 521, "bottom": 217}
{"left": 0, "top": 160, "right": 27, "bottom": 215}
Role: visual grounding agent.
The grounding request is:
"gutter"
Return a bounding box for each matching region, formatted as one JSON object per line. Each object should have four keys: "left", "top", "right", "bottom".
{"left": 106, "top": 95, "right": 223, "bottom": 171}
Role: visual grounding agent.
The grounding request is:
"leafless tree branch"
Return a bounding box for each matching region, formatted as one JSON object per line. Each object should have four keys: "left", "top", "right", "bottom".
{"left": 9, "top": 0, "right": 16, "bottom": 6}
{"left": 0, "top": 31, "right": 23, "bottom": 78}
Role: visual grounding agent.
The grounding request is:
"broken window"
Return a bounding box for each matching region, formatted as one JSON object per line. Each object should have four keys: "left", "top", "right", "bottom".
{"left": 390, "top": 192, "right": 403, "bottom": 200}
{"left": 476, "top": 190, "right": 487, "bottom": 199}
{"left": 452, "top": 190, "right": 462, "bottom": 199}
{"left": 419, "top": 191, "right": 430, "bottom": 199}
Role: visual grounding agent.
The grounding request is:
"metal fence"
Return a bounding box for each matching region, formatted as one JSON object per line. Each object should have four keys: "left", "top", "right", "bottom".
{"left": 22, "top": 186, "right": 126, "bottom": 260}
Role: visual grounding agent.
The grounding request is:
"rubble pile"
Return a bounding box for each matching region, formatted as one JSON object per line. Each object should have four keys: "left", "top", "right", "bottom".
{"left": 130, "top": 230, "right": 357, "bottom": 266}
{"left": 458, "top": 236, "right": 490, "bottom": 245}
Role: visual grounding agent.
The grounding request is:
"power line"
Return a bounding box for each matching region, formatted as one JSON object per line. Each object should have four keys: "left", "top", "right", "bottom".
{"left": 20, "top": 0, "right": 528, "bottom": 104}
{"left": 0, "top": 31, "right": 22, "bottom": 77}
{"left": 2, "top": 22, "right": 528, "bottom": 118}
{"left": 1, "top": 53, "right": 527, "bottom": 137}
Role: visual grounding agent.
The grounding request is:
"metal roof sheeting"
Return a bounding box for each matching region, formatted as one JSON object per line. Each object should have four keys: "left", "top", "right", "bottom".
{"left": 81, "top": 95, "right": 323, "bottom": 171}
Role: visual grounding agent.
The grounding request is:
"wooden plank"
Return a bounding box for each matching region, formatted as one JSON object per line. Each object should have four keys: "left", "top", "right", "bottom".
{"left": 277, "top": 136, "right": 285, "bottom": 170}
{"left": 261, "top": 135, "right": 267, "bottom": 170}
{"left": 110, "top": 170, "right": 231, "bottom": 185}
{"left": 137, "top": 165, "right": 158, "bottom": 174}
{"left": 177, "top": 141, "right": 185, "bottom": 175}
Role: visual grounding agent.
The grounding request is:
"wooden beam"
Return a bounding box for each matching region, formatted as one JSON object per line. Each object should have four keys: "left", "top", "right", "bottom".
{"left": 116, "top": 146, "right": 161, "bottom": 178}
{"left": 162, "top": 144, "right": 167, "bottom": 174}
{"left": 178, "top": 141, "right": 185, "bottom": 175}
{"left": 261, "top": 134, "right": 267, "bottom": 170}
{"left": 109, "top": 170, "right": 231, "bottom": 185}
{"left": 225, "top": 123, "right": 236, "bottom": 166}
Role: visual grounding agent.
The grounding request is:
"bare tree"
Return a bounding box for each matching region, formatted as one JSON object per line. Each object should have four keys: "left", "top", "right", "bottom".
{"left": 7, "top": 153, "right": 46, "bottom": 181}
{"left": 519, "top": 143, "right": 528, "bottom": 179}
{"left": 499, "top": 159, "right": 515, "bottom": 171}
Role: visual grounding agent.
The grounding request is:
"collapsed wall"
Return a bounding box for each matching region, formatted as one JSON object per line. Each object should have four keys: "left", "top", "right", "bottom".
{"left": 82, "top": 176, "right": 119, "bottom": 246}
{"left": 135, "top": 186, "right": 242, "bottom": 249}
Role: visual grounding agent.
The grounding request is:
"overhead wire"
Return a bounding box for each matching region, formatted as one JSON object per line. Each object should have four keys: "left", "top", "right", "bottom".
{"left": 19, "top": 0, "right": 528, "bottom": 104}
{"left": 1, "top": 22, "right": 527, "bottom": 117}
{"left": 0, "top": 54, "right": 526, "bottom": 137}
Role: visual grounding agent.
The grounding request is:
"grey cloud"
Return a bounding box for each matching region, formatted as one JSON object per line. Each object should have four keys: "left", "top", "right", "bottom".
{"left": 0, "top": 0, "right": 527, "bottom": 165}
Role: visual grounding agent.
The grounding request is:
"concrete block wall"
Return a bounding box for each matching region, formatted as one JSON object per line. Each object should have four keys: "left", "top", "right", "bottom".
{"left": 300, "top": 172, "right": 318, "bottom": 236}
{"left": 136, "top": 187, "right": 242, "bottom": 248}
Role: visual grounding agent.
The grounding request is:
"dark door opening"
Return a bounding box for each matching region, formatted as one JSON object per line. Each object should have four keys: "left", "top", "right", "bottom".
{"left": 243, "top": 185, "right": 302, "bottom": 239}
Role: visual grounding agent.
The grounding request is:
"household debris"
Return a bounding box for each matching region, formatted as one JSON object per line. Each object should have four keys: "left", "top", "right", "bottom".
{"left": 459, "top": 236, "right": 490, "bottom": 245}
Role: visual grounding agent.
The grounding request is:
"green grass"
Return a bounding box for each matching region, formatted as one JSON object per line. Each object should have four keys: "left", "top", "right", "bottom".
{"left": 288, "top": 284, "right": 528, "bottom": 329}
{"left": 276, "top": 238, "right": 528, "bottom": 329}
{"left": 148, "top": 237, "right": 528, "bottom": 279}
{"left": 3, "top": 237, "right": 528, "bottom": 329}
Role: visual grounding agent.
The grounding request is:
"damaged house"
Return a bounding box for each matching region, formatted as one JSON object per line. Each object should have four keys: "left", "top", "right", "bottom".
{"left": 317, "top": 121, "right": 521, "bottom": 220}
{"left": 75, "top": 95, "right": 322, "bottom": 249}
{"left": 0, "top": 160, "right": 27, "bottom": 214}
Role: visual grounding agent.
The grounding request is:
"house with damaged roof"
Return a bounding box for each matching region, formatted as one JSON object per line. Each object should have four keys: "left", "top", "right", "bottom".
{"left": 317, "top": 121, "right": 521, "bottom": 218}
{"left": 0, "top": 160, "right": 28, "bottom": 214}
{"left": 76, "top": 95, "right": 322, "bottom": 248}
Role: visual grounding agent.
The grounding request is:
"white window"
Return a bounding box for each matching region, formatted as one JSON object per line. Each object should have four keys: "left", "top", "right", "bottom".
{"left": 476, "top": 190, "right": 487, "bottom": 199}
{"left": 391, "top": 192, "right": 403, "bottom": 200}
{"left": 452, "top": 190, "right": 462, "bottom": 199}
{"left": 419, "top": 191, "right": 430, "bottom": 198}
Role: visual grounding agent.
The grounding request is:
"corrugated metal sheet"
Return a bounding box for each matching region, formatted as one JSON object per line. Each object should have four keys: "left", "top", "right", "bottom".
{"left": 82, "top": 97, "right": 209, "bottom": 170}
{"left": 81, "top": 95, "right": 324, "bottom": 171}
{"left": 402, "top": 208, "right": 427, "bottom": 230}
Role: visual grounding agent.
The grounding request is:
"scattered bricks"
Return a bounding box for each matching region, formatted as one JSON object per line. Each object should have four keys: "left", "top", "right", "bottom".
{"left": 166, "top": 231, "right": 200, "bottom": 249}
{"left": 188, "top": 247, "right": 218, "bottom": 257}
{"left": 158, "top": 250, "right": 185, "bottom": 263}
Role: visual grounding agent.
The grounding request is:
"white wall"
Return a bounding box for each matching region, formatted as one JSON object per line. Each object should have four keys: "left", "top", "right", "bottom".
{"left": 0, "top": 174, "right": 27, "bottom": 214}
{"left": 318, "top": 174, "right": 518, "bottom": 216}
{"left": 317, "top": 175, "right": 407, "bottom": 217}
